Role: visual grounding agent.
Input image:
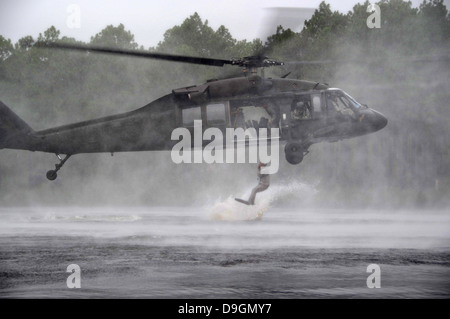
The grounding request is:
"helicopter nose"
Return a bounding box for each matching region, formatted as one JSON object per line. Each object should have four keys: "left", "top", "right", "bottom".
{"left": 355, "top": 109, "right": 387, "bottom": 136}
{"left": 358, "top": 109, "right": 387, "bottom": 133}
{"left": 370, "top": 109, "right": 388, "bottom": 132}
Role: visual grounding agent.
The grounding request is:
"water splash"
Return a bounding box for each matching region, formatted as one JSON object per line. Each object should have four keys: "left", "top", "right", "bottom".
{"left": 209, "top": 180, "right": 317, "bottom": 221}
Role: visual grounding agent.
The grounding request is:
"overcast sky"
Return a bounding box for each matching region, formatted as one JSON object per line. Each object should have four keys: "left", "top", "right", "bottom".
{"left": 0, "top": 0, "right": 447, "bottom": 48}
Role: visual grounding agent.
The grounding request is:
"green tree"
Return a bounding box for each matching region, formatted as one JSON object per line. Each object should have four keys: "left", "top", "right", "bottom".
{"left": 0, "top": 36, "right": 13, "bottom": 61}
{"left": 264, "top": 26, "right": 296, "bottom": 56}
{"left": 300, "top": 1, "right": 348, "bottom": 57}
{"left": 419, "top": 0, "right": 450, "bottom": 43}
{"left": 37, "top": 25, "right": 60, "bottom": 44}
{"left": 159, "top": 12, "right": 226, "bottom": 57}
{"left": 15, "top": 35, "right": 34, "bottom": 51}
{"left": 90, "top": 23, "right": 138, "bottom": 49}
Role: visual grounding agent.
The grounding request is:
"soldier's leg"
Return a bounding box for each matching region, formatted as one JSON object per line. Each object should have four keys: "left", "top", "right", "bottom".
{"left": 248, "top": 183, "right": 269, "bottom": 205}
{"left": 247, "top": 186, "right": 258, "bottom": 205}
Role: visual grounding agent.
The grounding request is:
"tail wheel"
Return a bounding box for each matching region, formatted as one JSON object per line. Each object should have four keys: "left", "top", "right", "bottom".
{"left": 45, "top": 154, "right": 72, "bottom": 181}
{"left": 285, "top": 141, "right": 304, "bottom": 165}
{"left": 46, "top": 170, "right": 57, "bottom": 181}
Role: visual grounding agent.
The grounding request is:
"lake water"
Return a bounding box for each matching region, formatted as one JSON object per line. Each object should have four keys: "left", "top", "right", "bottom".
{"left": 1, "top": 201, "right": 449, "bottom": 298}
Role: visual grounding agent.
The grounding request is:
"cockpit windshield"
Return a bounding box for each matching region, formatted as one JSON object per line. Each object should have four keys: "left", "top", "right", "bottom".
{"left": 326, "top": 90, "right": 365, "bottom": 110}
{"left": 343, "top": 92, "right": 365, "bottom": 109}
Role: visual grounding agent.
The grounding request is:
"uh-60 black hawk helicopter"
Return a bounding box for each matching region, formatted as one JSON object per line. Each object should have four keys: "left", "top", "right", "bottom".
{"left": 0, "top": 42, "right": 387, "bottom": 181}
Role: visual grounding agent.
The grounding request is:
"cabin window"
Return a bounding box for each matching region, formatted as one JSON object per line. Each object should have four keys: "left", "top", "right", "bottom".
{"left": 182, "top": 106, "right": 201, "bottom": 126}
{"left": 206, "top": 103, "right": 226, "bottom": 125}
{"left": 312, "top": 95, "right": 321, "bottom": 113}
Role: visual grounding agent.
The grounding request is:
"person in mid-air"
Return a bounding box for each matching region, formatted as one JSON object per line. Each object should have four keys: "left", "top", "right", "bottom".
{"left": 236, "top": 162, "right": 270, "bottom": 205}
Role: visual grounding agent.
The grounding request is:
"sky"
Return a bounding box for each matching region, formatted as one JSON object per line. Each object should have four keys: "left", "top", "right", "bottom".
{"left": 0, "top": 0, "right": 447, "bottom": 49}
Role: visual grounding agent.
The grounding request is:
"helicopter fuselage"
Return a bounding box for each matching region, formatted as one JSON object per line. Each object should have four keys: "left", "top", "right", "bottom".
{"left": 1, "top": 75, "right": 387, "bottom": 170}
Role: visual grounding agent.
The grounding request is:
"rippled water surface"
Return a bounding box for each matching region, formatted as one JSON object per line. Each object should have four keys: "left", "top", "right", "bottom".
{"left": 1, "top": 205, "right": 449, "bottom": 298}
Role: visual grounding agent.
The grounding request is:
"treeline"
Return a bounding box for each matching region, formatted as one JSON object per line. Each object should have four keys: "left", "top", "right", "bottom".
{"left": 0, "top": 0, "right": 449, "bottom": 208}
{"left": 0, "top": 15, "right": 263, "bottom": 123}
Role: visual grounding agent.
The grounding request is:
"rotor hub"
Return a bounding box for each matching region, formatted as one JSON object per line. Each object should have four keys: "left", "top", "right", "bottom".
{"left": 231, "top": 56, "right": 284, "bottom": 69}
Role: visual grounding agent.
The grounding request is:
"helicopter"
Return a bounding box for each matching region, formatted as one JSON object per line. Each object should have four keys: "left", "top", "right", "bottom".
{"left": 0, "top": 42, "right": 387, "bottom": 181}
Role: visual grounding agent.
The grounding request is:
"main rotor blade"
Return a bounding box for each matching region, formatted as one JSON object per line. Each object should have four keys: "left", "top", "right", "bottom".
{"left": 284, "top": 60, "right": 334, "bottom": 65}
{"left": 38, "top": 42, "right": 233, "bottom": 67}
{"left": 285, "top": 54, "right": 450, "bottom": 65}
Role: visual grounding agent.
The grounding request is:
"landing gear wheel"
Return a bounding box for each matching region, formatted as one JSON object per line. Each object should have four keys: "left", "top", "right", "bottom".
{"left": 285, "top": 141, "right": 304, "bottom": 165}
{"left": 46, "top": 170, "right": 57, "bottom": 181}
{"left": 45, "top": 154, "right": 72, "bottom": 181}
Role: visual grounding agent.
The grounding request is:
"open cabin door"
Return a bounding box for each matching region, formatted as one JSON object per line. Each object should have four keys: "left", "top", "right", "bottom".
{"left": 228, "top": 98, "right": 281, "bottom": 146}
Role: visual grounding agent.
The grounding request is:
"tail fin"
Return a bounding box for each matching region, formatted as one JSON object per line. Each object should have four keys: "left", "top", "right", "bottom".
{"left": 0, "top": 101, "right": 35, "bottom": 149}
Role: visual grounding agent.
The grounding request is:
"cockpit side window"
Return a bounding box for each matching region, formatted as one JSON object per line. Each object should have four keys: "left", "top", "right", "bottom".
{"left": 206, "top": 103, "right": 227, "bottom": 125}
{"left": 326, "top": 91, "right": 363, "bottom": 111}
{"left": 326, "top": 93, "right": 345, "bottom": 111}
{"left": 182, "top": 106, "right": 202, "bottom": 126}
{"left": 326, "top": 91, "right": 357, "bottom": 119}
{"left": 343, "top": 93, "right": 364, "bottom": 109}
